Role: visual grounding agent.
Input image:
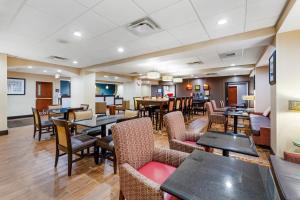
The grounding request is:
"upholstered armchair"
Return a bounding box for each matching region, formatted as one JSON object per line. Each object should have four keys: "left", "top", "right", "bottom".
{"left": 206, "top": 102, "right": 228, "bottom": 133}
{"left": 112, "top": 117, "right": 188, "bottom": 200}
{"left": 164, "top": 111, "right": 210, "bottom": 153}
{"left": 211, "top": 100, "right": 226, "bottom": 112}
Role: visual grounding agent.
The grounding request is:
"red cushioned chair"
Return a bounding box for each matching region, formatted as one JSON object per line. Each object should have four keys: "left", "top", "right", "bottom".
{"left": 112, "top": 117, "right": 188, "bottom": 200}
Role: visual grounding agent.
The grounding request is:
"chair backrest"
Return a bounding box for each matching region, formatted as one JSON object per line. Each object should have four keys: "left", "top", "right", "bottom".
{"left": 219, "top": 100, "right": 225, "bottom": 108}
{"left": 74, "top": 110, "right": 93, "bottom": 121}
{"left": 52, "top": 119, "right": 71, "bottom": 150}
{"left": 112, "top": 117, "right": 154, "bottom": 169}
{"left": 32, "top": 108, "right": 41, "bottom": 128}
{"left": 123, "top": 100, "right": 130, "bottom": 110}
{"left": 124, "top": 110, "right": 139, "bottom": 118}
{"left": 185, "top": 97, "right": 190, "bottom": 107}
{"left": 114, "top": 98, "right": 123, "bottom": 105}
{"left": 80, "top": 104, "right": 89, "bottom": 111}
{"left": 95, "top": 102, "right": 107, "bottom": 114}
{"left": 168, "top": 98, "right": 175, "bottom": 112}
{"left": 48, "top": 104, "right": 61, "bottom": 109}
{"left": 189, "top": 97, "right": 193, "bottom": 108}
{"left": 133, "top": 97, "right": 142, "bottom": 110}
{"left": 211, "top": 100, "right": 218, "bottom": 111}
{"left": 175, "top": 98, "right": 181, "bottom": 110}
{"left": 164, "top": 111, "right": 186, "bottom": 142}
{"left": 181, "top": 97, "right": 186, "bottom": 110}
{"left": 205, "top": 102, "right": 214, "bottom": 115}
{"left": 67, "top": 107, "right": 84, "bottom": 121}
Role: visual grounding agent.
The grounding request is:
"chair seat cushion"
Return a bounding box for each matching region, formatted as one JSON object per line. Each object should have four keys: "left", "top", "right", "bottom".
{"left": 138, "top": 161, "right": 176, "bottom": 185}
{"left": 71, "top": 134, "right": 97, "bottom": 152}
{"left": 41, "top": 120, "right": 53, "bottom": 127}
{"left": 81, "top": 127, "right": 102, "bottom": 136}
{"left": 183, "top": 141, "right": 197, "bottom": 146}
{"left": 96, "top": 135, "right": 114, "bottom": 151}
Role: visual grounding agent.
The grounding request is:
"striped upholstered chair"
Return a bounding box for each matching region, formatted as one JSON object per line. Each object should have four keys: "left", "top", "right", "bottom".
{"left": 112, "top": 117, "right": 188, "bottom": 200}
{"left": 211, "top": 100, "right": 226, "bottom": 112}
{"left": 164, "top": 111, "right": 211, "bottom": 153}
{"left": 206, "top": 102, "right": 228, "bottom": 133}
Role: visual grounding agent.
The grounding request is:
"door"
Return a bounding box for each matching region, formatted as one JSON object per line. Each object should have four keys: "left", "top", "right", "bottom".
{"left": 228, "top": 86, "right": 237, "bottom": 107}
{"left": 36, "top": 82, "right": 53, "bottom": 111}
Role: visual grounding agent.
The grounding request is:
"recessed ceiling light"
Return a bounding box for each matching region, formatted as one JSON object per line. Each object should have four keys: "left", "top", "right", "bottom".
{"left": 104, "top": 75, "right": 109, "bottom": 78}
{"left": 230, "top": 63, "right": 236, "bottom": 66}
{"left": 72, "top": 60, "right": 78, "bottom": 64}
{"left": 217, "top": 18, "right": 227, "bottom": 25}
{"left": 57, "top": 69, "right": 62, "bottom": 73}
{"left": 73, "top": 31, "right": 82, "bottom": 37}
{"left": 43, "top": 70, "right": 47, "bottom": 73}
{"left": 114, "top": 76, "right": 119, "bottom": 79}
{"left": 117, "top": 47, "right": 124, "bottom": 53}
{"left": 27, "top": 66, "right": 32, "bottom": 69}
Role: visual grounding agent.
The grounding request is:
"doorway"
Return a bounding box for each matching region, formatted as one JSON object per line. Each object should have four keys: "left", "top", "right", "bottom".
{"left": 228, "top": 86, "right": 237, "bottom": 106}
{"left": 225, "top": 81, "right": 248, "bottom": 107}
{"left": 36, "top": 81, "right": 53, "bottom": 111}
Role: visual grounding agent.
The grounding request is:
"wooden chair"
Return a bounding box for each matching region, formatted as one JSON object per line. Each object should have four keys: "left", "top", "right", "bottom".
{"left": 154, "top": 98, "right": 175, "bottom": 130}
{"left": 52, "top": 119, "right": 98, "bottom": 176}
{"left": 95, "top": 102, "right": 107, "bottom": 116}
{"left": 175, "top": 97, "right": 181, "bottom": 111}
{"left": 32, "top": 108, "right": 54, "bottom": 141}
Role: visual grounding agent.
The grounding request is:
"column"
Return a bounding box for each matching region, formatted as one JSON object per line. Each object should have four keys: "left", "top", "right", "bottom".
{"left": 71, "top": 71, "right": 96, "bottom": 113}
{"left": 0, "top": 54, "right": 8, "bottom": 135}
{"left": 271, "top": 29, "right": 300, "bottom": 156}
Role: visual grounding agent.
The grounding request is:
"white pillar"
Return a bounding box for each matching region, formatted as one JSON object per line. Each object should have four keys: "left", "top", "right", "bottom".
{"left": 71, "top": 71, "right": 96, "bottom": 113}
{"left": 271, "top": 30, "right": 300, "bottom": 156}
{"left": 0, "top": 54, "right": 8, "bottom": 135}
{"left": 123, "top": 79, "right": 142, "bottom": 109}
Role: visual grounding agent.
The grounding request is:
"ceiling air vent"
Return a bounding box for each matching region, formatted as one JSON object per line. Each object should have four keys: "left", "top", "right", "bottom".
{"left": 219, "top": 49, "right": 243, "bottom": 60}
{"left": 48, "top": 56, "right": 68, "bottom": 62}
{"left": 187, "top": 61, "right": 203, "bottom": 65}
{"left": 206, "top": 72, "right": 218, "bottom": 76}
{"left": 127, "top": 17, "right": 160, "bottom": 36}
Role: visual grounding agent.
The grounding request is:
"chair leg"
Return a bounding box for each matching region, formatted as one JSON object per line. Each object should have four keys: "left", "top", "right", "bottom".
{"left": 94, "top": 145, "right": 99, "bottom": 165}
{"left": 54, "top": 148, "right": 59, "bottom": 167}
{"left": 38, "top": 129, "right": 42, "bottom": 141}
{"left": 33, "top": 126, "right": 36, "bottom": 138}
{"left": 113, "top": 151, "right": 117, "bottom": 174}
{"left": 119, "top": 191, "right": 125, "bottom": 200}
{"left": 101, "top": 148, "right": 107, "bottom": 163}
{"left": 68, "top": 153, "right": 72, "bottom": 176}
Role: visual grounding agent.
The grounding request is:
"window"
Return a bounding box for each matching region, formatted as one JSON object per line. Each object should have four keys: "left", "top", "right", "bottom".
{"left": 60, "top": 80, "right": 71, "bottom": 97}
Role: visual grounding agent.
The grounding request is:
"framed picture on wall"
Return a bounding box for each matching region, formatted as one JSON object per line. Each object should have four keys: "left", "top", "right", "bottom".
{"left": 7, "top": 78, "right": 26, "bottom": 95}
{"left": 195, "top": 85, "right": 200, "bottom": 90}
{"left": 269, "top": 51, "right": 276, "bottom": 85}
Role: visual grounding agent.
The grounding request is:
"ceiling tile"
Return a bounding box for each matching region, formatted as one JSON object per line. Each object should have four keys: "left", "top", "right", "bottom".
{"left": 0, "top": 0, "right": 25, "bottom": 30}
{"left": 167, "top": 21, "right": 209, "bottom": 45}
{"left": 150, "top": 0, "right": 198, "bottom": 29}
{"left": 191, "top": 0, "right": 244, "bottom": 18}
{"left": 26, "top": 0, "right": 87, "bottom": 23}
{"left": 141, "top": 31, "right": 181, "bottom": 50}
{"left": 245, "top": 17, "right": 277, "bottom": 32}
{"left": 9, "top": 5, "right": 63, "bottom": 40}
{"left": 74, "top": 0, "right": 103, "bottom": 8}
{"left": 201, "top": 6, "right": 245, "bottom": 39}
{"left": 93, "top": 0, "right": 146, "bottom": 25}
{"left": 100, "top": 27, "right": 139, "bottom": 44}
{"left": 133, "top": 0, "right": 181, "bottom": 14}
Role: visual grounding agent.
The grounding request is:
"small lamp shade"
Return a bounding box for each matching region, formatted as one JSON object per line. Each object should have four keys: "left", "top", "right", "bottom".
{"left": 242, "top": 95, "right": 255, "bottom": 101}
{"left": 288, "top": 100, "right": 300, "bottom": 111}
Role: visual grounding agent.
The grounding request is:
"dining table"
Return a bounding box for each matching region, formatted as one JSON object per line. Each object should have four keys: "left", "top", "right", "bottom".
{"left": 161, "top": 150, "right": 280, "bottom": 200}
{"left": 47, "top": 107, "right": 83, "bottom": 119}
{"left": 196, "top": 131, "right": 258, "bottom": 157}
{"left": 136, "top": 99, "right": 168, "bottom": 130}
{"left": 224, "top": 108, "right": 249, "bottom": 134}
{"left": 72, "top": 115, "right": 122, "bottom": 137}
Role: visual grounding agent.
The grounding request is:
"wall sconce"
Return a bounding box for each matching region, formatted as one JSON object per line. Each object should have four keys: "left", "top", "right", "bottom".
{"left": 288, "top": 100, "right": 300, "bottom": 111}
{"left": 186, "top": 83, "right": 192, "bottom": 90}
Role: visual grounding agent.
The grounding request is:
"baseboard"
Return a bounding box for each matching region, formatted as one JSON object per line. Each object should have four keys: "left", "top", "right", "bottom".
{"left": 0, "top": 130, "right": 8, "bottom": 136}
{"left": 7, "top": 114, "right": 33, "bottom": 120}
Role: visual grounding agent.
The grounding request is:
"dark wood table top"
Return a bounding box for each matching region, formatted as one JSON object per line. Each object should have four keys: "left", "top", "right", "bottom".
{"left": 161, "top": 150, "right": 279, "bottom": 200}
{"left": 73, "top": 115, "right": 121, "bottom": 128}
{"left": 196, "top": 132, "right": 258, "bottom": 157}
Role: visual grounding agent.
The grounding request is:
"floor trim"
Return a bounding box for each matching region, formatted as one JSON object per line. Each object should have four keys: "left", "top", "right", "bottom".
{"left": 0, "top": 130, "right": 8, "bottom": 136}
{"left": 8, "top": 114, "right": 33, "bottom": 120}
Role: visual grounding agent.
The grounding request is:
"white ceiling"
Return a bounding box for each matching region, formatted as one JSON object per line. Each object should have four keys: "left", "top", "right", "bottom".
{"left": 1, "top": 0, "right": 286, "bottom": 77}
{"left": 279, "top": 0, "right": 300, "bottom": 33}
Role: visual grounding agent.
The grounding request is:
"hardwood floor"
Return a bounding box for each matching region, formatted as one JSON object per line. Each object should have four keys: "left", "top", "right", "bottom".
{"left": 0, "top": 116, "right": 270, "bottom": 200}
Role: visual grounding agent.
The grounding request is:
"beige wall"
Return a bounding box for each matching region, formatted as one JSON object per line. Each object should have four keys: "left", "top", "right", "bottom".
{"left": 272, "top": 30, "right": 300, "bottom": 156}
{"left": 255, "top": 66, "right": 271, "bottom": 112}
{"left": 7, "top": 71, "right": 62, "bottom": 117}
{"left": 0, "top": 54, "right": 8, "bottom": 131}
